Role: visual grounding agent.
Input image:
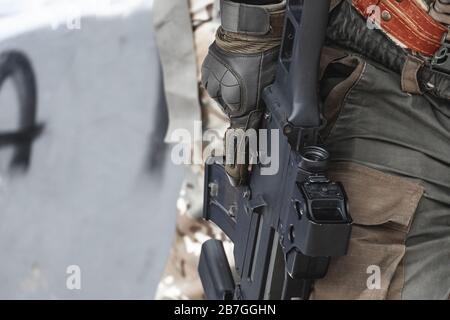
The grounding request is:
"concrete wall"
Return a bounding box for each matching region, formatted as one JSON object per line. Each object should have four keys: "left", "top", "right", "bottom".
{"left": 0, "top": 5, "right": 181, "bottom": 299}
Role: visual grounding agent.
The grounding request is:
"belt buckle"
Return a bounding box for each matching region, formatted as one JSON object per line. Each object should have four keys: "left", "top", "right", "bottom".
{"left": 431, "top": 31, "right": 450, "bottom": 74}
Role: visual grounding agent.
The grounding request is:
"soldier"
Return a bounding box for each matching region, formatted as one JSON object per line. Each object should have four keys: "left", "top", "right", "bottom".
{"left": 157, "top": 0, "right": 450, "bottom": 299}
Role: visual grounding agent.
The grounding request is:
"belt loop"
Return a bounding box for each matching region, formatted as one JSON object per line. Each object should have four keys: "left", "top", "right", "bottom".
{"left": 401, "top": 55, "right": 424, "bottom": 95}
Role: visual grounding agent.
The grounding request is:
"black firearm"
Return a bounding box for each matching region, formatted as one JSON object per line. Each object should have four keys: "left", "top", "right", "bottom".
{"left": 198, "top": 0, "right": 352, "bottom": 300}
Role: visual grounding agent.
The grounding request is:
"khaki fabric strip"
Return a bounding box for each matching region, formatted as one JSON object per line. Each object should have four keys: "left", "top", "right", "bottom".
{"left": 401, "top": 55, "right": 424, "bottom": 95}
{"left": 322, "top": 55, "right": 366, "bottom": 139}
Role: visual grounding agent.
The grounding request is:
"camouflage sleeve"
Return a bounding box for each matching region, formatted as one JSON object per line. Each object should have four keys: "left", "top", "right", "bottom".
{"left": 155, "top": 0, "right": 231, "bottom": 300}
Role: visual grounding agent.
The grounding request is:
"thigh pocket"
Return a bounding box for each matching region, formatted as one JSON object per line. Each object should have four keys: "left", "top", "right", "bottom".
{"left": 312, "top": 162, "right": 424, "bottom": 300}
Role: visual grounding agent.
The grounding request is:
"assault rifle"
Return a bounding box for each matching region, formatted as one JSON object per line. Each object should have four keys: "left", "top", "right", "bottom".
{"left": 198, "top": 0, "right": 352, "bottom": 300}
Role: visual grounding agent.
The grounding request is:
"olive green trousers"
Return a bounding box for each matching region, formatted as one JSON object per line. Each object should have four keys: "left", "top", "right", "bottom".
{"left": 314, "top": 48, "right": 450, "bottom": 299}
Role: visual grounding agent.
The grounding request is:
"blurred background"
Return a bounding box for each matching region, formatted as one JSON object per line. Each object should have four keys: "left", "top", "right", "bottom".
{"left": 0, "top": 0, "right": 183, "bottom": 299}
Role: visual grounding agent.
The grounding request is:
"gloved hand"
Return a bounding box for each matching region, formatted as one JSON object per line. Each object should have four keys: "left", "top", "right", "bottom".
{"left": 201, "top": 0, "right": 285, "bottom": 185}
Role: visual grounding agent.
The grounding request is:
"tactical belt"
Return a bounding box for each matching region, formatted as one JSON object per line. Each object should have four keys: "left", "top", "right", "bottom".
{"left": 328, "top": 0, "right": 450, "bottom": 100}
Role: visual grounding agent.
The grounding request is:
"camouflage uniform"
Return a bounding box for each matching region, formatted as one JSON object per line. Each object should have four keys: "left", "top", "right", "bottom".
{"left": 153, "top": 0, "right": 231, "bottom": 300}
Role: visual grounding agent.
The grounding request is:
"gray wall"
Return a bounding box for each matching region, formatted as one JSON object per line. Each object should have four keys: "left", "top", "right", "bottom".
{"left": 0, "top": 8, "right": 181, "bottom": 299}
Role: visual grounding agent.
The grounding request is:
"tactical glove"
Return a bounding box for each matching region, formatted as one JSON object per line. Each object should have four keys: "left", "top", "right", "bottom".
{"left": 201, "top": 0, "right": 285, "bottom": 185}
